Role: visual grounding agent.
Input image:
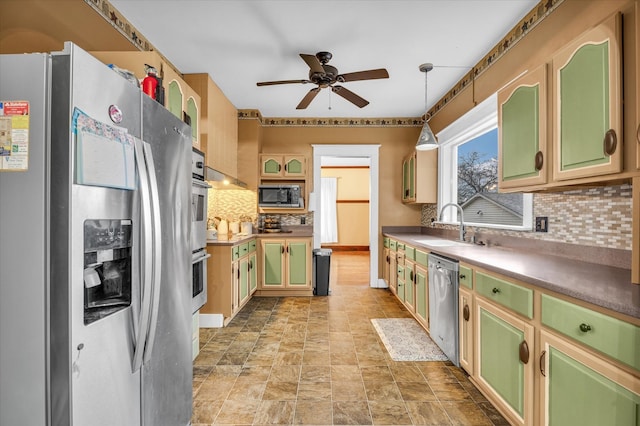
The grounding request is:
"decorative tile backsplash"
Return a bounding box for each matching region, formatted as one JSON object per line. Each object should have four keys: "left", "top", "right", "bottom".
{"left": 422, "top": 184, "right": 632, "bottom": 251}
{"left": 207, "top": 189, "right": 258, "bottom": 224}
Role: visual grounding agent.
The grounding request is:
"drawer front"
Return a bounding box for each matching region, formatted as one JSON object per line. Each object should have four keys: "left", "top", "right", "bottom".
{"left": 249, "top": 239, "right": 257, "bottom": 253}
{"left": 415, "top": 249, "right": 428, "bottom": 268}
{"left": 476, "top": 271, "right": 533, "bottom": 319}
{"left": 397, "top": 242, "right": 406, "bottom": 251}
{"left": 396, "top": 252, "right": 405, "bottom": 265}
{"left": 459, "top": 265, "right": 473, "bottom": 289}
{"left": 239, "top": 242, "right": 250, "bottom": 256}
{"left": 542, "top": 294, "right": 640, "bottom": 371}
{"left": 232, "top": 245, "right": 240, "bottom": 260}
{"left": 383, "top": 237, "right": 390, "bottom": 248}
{"left": 405, "top": 246, "right": 416, "bottom": 262}
{"left": 390, "top": 239, "right": 397, "bottom": 251}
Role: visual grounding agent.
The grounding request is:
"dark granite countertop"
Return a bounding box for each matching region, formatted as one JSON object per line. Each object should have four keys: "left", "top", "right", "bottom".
{"left": 383, "top": 231, "right": 640, "bottom": 320}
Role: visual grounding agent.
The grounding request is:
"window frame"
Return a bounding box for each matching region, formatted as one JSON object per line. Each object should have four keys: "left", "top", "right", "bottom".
{"left": 436, "top": 93, "right": 533, "bottom": 231}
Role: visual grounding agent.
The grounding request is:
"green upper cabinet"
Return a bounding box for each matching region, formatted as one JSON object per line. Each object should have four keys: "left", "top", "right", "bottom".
{"left": 541, "top": 330, "right": 640, "bottom": 426}
{"left": 401, "top": 150, "right": 437, "bottom": 204}
{"left": 186, "top": 96, "right": 198, "bottom": 143}
{"left": 260, "top": 154, "right": 307, "bottom": 178}
{"left": 167, "top": 80, "right": 183, "bottom": 119}
{"left": 498, "top": 64, "right": 547, "bottom": 190}
{"left": 552, "top": 13, "right": 622, "bottom": 181}
{"left": 402, "top": 153, "right": 415, "bottom": 202}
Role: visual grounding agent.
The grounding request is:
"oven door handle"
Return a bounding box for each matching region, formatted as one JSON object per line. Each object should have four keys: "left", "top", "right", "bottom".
{"left": 192, "top": 179, "right": 212, "bottom": 189}
{"left": 192, "top": 253, "right": 211, "bottom": 264}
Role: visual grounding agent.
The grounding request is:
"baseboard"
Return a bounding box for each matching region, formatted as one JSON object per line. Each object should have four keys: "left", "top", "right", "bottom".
{"left": 320, "top": 245, "right": 369, "bottom": 251}
{"left": 199, "top": 313, "right": 224, "bottom": 328}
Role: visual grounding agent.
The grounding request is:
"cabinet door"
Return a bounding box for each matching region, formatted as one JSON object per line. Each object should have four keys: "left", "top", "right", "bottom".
{"left": 458, "top": 287, "right": 473, "bottom": 375}
{"left": 404, "top": 260, "right": 415, "bottom": 312}
{"left": 249, "top": 252, "right": 258, "bottom": 294}
{"left": 261, "top": 240, "right": 285, "bottom": 288}
{"left": 283, "top": 155, "right": 305, "bottom": 177}
{"left": 415, "top": 265, "right": 429, "bottom": 329}
{"left": 476, "top": 298, "right": 534, "bottom": 426}
{"left": 552, "top": 13, "right": 622, "bottom": 181}
{"left": 231, "top": 261, "right": 239, "bottom": 313}
{"left": 261, "top": 155, "right": 283, "bottom": 177}
{"left": 498, "top": 64, "right": 547, "bottom": 189}
{"left": 167, "top": 80, "right": 183, "bottom": 119}
{"left": 287, "top": 239, "right": 310, "bottom": 288}
{"left": 540, "top": 330, "right": 640, "bottom": 426}
{"left": 389, "top": 251, "right": 397, "bottom": 294}
{"left": 186, "top": 96, "right": 199, "bottom": 147}
{"left": 396, "top": 264, "right": 405, "bottom": 302}
{"left": 401, "top": 154, "right": 417, "bottom": 203}
{"left": 238, "top": 256, "right": 250, "bottom": 306}
{"left": 383, "top": 247, "right": 391, "bottom": 286}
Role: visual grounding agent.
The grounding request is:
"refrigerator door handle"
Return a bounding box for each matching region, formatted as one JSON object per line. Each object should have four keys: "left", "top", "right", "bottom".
{"left": 141, "top": 141, "right": 163, "bottom": 363}
{"left": 132, "top": 137, "right": 154, "bottom": 372}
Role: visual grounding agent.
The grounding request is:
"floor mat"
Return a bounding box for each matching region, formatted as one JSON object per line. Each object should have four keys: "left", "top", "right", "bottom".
{"left": 371, "top": 318, "right": 449, "bottom": 362}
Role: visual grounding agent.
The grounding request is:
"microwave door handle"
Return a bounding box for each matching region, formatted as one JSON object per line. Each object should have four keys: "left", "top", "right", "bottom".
{"left": 141, "top": 141, "right": 163, "bottom": 364}
{"left": 131, "top": 138, "right": 154, "bottom": 373}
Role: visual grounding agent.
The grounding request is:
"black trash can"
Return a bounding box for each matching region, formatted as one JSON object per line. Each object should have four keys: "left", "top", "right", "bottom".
{"left": 313, "top": 248, "right": 332, "bottom": 296}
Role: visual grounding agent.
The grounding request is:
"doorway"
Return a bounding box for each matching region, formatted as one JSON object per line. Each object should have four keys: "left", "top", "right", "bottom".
{"left": 312, "top": 145, "right": 384, "bottom": 288}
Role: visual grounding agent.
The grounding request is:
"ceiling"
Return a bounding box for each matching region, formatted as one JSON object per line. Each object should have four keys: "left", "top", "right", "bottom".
{"left": 109, "top": 0, "right": 538, "bottom": 119}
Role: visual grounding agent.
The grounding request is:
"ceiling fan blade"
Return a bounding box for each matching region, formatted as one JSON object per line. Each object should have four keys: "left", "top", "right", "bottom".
{"left": 331, "top": 85, "right": 369, "bottom": 108}
{"left": 339, "top": 68, "right": 389, "bottom": 82}
{"left": 296, "top": 87, "right": 321, "bottom": 109}
{"left": 299, "top": 53, "right": 325, "bottom": 74}
{"left": 257, "top": 79, "right": 309, "bottom": 86}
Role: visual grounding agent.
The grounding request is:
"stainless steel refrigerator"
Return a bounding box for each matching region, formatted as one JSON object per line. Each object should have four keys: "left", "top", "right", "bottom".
{"left": 0, "top": 42, "right": 192, "bottom": 426}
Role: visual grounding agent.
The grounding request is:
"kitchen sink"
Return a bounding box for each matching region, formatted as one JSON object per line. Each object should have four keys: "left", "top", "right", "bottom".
{"left": 415, "top": 239, "right": 468, "bottom": 247}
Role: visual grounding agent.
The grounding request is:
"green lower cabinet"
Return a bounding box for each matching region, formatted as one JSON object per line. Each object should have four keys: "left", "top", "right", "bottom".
{"left": 260, "top": 238, "right": 311, "bottom": 289}
{"left": 541, "top": 330, "right": 640, "bottom": 426}
{"left": 396, "top": 265, "right": 405, "bottom": 302}
{"left": 415, "top": 265, "right": 428, "bottom": 328}
{"left": 476, "top": 298, "right": 534, "bottom": 426}
{"left": 249, "top": 252, "right": 257, "bottom": 294}
{"left": 287, "top": 240, "right": 309, "bottom": 287}
{"left": 262, "top": 240, "right": 284, "bottom": 287}
{"left": 239, "top": 256, "right": 249, "bottom": 305}
{"left": 403, "top": 261, "right": 415, "bottom": 311}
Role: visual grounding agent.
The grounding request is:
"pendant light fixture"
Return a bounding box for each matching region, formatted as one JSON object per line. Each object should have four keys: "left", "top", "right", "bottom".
{"left": 416, "top": 63, "right": 438, "bottom": 150}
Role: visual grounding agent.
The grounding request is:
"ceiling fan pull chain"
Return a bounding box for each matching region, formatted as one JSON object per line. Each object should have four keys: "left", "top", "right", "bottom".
{"left": 328, "top": 89, "right": 332, "bottom": 110}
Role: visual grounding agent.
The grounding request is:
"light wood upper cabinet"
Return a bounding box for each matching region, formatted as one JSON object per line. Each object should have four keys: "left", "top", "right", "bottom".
{"left": 89, "top": 50, "right": 201, "bottom": 149}
{"left": 401, "top": 150, "right": 437, "bottom": 204}
{"left": 183, "top": 73, "right": 238, "bottom": 177}
{"left": 552, "top": 13, "right": 622, "bottom": 181}
{"left": 498, "top": 64, "right": 547, "bottom": 190}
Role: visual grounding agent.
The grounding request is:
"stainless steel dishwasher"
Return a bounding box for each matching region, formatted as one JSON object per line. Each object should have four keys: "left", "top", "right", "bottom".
{"left": 428, "top": 253, "right": 460, "bottom": 366}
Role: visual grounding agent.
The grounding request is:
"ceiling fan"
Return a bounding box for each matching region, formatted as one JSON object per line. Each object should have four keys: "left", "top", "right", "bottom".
{"left": 256, "top": 51, "right": 389, "bottom": 109}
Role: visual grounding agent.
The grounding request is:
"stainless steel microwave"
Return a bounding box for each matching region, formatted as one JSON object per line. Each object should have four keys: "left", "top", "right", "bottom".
{"left": 258, "top": 184, "right": 303, "bottom": 208}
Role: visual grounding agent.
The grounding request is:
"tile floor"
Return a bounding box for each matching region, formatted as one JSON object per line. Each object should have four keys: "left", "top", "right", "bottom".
{"left": 192, "top": 252, "right": 509, "bottom": 425}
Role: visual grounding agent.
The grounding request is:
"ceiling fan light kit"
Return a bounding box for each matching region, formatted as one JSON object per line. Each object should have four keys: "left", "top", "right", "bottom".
{"left": 256, "top": 51, "right": 389, "bottom": 109}
{"left": 416, "top": 62, "right": 439, "bottom": 151}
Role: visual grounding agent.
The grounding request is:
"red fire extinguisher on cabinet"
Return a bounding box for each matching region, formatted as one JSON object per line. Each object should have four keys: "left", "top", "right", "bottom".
{"left": 142, "top": 64, "right": 164, "bottom": 105}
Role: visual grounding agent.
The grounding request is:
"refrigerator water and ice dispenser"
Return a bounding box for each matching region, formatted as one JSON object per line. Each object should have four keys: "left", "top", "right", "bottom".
{"left": 83, "top": 219, "right": 132, "bottom": 325}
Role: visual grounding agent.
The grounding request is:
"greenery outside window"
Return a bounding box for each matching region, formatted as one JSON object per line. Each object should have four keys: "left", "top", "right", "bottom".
{"left": 437, "top": 93, "right": 533, "bottom": 230}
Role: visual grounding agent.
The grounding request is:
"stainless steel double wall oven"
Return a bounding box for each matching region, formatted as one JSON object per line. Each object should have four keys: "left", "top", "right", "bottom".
{"left": 191, "top": 148, "right": 210, "bottom": 313}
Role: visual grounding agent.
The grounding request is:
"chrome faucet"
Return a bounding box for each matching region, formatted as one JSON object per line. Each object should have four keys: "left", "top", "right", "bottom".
{"left": 439, "top": 202, "right": 466, "bottom": 242}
